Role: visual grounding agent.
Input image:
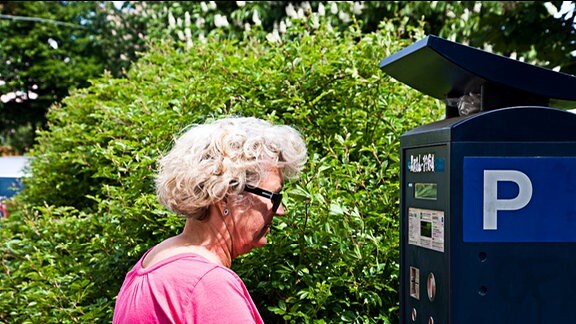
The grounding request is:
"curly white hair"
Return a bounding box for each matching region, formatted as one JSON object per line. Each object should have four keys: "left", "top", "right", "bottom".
{"left": 155, "top": 116, "right": 307, "bottom": 219}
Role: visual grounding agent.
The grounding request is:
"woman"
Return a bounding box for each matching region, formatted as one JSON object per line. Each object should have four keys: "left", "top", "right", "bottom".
{"left": 113, "top": 116, "right": 308, "bottom": 323}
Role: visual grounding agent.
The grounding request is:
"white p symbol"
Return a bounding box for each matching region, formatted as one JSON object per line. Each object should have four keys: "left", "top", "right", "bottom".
{"left": 483, "top": 170, "right": 533, "bottom": 230}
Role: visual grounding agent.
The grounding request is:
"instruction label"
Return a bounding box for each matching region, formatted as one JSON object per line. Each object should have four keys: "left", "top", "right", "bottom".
{"left": 408, "top": 208, "right": 445, "bottom": 252}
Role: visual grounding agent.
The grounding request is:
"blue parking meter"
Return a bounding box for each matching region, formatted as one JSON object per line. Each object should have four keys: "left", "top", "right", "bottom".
{"left": 380, "top": 35, "right": 576, "bottom": 323}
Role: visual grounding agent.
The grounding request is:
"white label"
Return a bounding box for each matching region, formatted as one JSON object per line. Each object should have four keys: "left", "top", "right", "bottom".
{"left": 408, "top": 208, "right": 445, "bottom": 252}
{"left": 409, "top": 153, "right": 435, "bottom": 173}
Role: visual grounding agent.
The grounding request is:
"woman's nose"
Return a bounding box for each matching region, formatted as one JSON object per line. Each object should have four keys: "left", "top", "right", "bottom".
{"left": 275, "top": 203, "right": 286, "bottom": 216}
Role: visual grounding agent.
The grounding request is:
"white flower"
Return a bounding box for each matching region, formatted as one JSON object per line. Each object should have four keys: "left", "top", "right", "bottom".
{"left": 279, "top": 20, "right": 287, "bottom": 33}
{"left": 330, "top": 2, "right": 338, "bottom": 14}
{"left": 177, "top": 30, "right": 185, "bottom": 41}
{"left": 252, "top": 9, "right": 262, "bottom": 26}
{"left": 266, "top": 30, "right": 281, "bottom": 43}
{"left": 318, "top": 3, "right": 325, "bottom": 16}
{"left": 196, "top": 17, "right": 205, "bottom": 28}
{"left": 185, "top": 11, "right": 191, "bottom": 27}
{"left": 185, "top": 28, "right": 192, "bottom": 49}
{"left": 352, "top": 2, "right": 364, "bottom": 15}
{"left": 208, "top": 1, "right": 217, "bottom": 10}
{"left": 236, "top": 1, "right": 246, "bottom": 7}
{"left": 297, "top": 8, "right": 304, "bottom": 19}
{"left": 48, "top": 38, "right": 58, "bottom": 49}
{"left": 543, "top": 2, "right": 558, "bottom": 17}
{"left": 244, "top": 22, "right": 251, "bottom": 31}
{"left": 461, "top": 8, "right": 470, "bottom": 21}
{"left": 28, "top": 91, "right": 38, "bottom": 100}
{"left": 201, "top": 2, "right": 208, "bottom": 12}
{"left": 310, "top": 14, "right": 319, "bottom": 29}
{"left": 473, "top": 2, "right": 482, "bottom": 13}
{"left": 214, "top": 14, "right": 229, "bottom": 28}
{"left": 168, "top": 12, "right": 176, "bottom": 28}
{"left": 1, "top": 92, "right": 16, "bottom": 103}
{"left": 199, "top": 32, "right": 206, "bottom": 44}
{"left": 286, "top": 3, "right": 297, "bottom": 18}
{"left": 338, "top": 11, "right": 350, "bottom": 23}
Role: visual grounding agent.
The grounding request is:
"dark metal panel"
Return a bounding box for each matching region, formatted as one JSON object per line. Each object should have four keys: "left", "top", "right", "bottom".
{"left": 379, "top": 35, "right": 576, "bottom": 103}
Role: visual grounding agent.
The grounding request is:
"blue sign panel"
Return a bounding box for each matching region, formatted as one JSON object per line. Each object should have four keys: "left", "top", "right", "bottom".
{"left": 463, "top": 157, "right": 576, "bottom": 242}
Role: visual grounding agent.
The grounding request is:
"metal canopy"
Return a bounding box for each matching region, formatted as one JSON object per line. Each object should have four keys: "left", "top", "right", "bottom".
{"left": 379, "top": 35, "right": 576, "bottom": 117}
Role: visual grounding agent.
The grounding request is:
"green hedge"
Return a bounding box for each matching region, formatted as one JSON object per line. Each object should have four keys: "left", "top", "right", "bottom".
{"left": 0, "top": 18, "right": 442, "bottom": 323}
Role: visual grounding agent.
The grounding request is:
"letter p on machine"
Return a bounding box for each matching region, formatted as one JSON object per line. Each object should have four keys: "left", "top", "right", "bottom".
{"left": 483, "top": 170, "right": 533, "bottom": 230}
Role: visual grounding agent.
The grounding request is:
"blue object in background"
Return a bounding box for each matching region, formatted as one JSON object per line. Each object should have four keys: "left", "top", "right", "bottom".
{"left": 0, "top": 177, "right": 23, "bottom": 198}
{"left": 0, "top": 156, "right": 31, "bottom": 217}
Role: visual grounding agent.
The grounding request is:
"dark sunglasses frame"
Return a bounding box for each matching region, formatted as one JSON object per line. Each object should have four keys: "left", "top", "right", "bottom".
{"left": 244, "top": 186, "right": 283, "bottom": 213}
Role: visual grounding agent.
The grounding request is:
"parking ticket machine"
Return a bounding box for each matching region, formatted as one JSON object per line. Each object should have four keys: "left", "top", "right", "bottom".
{"left": 379, "top": 35, "right": 576, "bottom": 323}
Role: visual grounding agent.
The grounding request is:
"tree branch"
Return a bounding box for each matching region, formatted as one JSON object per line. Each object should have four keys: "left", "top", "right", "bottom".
{"left": 0, "top": 14, "right": 85, "bottom": 29}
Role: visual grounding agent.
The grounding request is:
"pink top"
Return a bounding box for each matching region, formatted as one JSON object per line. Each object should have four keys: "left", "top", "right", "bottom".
{"left": 112, "top": 250, "right": 264, "bottom": 324}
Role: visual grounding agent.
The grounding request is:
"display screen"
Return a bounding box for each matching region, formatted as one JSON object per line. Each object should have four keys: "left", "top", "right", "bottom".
{"left": 414, "top": 183, "right": 437, "bottom": 200}
{"left": 420, "top": 220, "right": 432, "bottom": 238}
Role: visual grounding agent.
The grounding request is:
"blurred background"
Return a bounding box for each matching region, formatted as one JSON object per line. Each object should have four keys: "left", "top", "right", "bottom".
{"left": 1, "top": 1, "right": 575, "bottom": 156}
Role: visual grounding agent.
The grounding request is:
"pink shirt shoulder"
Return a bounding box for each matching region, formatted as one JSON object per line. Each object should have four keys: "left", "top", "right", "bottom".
{"left": 113, "top": 250, "right": 264, "bottom": 324}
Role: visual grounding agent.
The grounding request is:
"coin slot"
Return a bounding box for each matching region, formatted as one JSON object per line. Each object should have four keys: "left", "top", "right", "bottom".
{"left": 410, "top": 266, "right": 420, "bottom": 300}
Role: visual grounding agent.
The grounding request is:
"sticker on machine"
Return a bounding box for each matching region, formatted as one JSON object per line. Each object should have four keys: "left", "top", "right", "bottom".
{"left": 408, "top": 208, "right": 445, "bottom": 252}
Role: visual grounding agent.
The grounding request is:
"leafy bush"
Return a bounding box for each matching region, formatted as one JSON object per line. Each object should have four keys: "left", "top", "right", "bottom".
{"left": 0, "top": 17, "right": 442, "bottom": 324}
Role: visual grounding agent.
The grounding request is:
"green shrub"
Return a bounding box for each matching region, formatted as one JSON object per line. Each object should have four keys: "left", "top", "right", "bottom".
{"left": 0, "top": 18, "right": 442, "bottom": 323}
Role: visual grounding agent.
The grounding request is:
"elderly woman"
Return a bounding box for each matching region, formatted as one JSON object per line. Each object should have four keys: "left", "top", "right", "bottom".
{"left": 112, "top": 116, "right": 307, "bottom": 323}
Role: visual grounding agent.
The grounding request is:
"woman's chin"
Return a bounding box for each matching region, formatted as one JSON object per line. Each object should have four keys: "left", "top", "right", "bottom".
{"left": 255, "top": 226, "right": 271, "bottom": 245}
{"left": 255, "top": 235, "right": 268, "bottom": 247}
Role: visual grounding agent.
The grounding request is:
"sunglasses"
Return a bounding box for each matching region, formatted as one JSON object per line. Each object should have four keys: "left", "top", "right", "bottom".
{"left": 244, "top": 186, "right": 283, "bottom": 213}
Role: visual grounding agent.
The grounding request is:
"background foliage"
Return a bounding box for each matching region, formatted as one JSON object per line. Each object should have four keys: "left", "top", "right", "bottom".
{"left": 0, "top": 15, "right": 443, "bottom": 323}
{"left": 0, "top": 1, "right": 109, "bottom": 154}
{"left": 0, "top": 1, "right": 575, "bottom": 154}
